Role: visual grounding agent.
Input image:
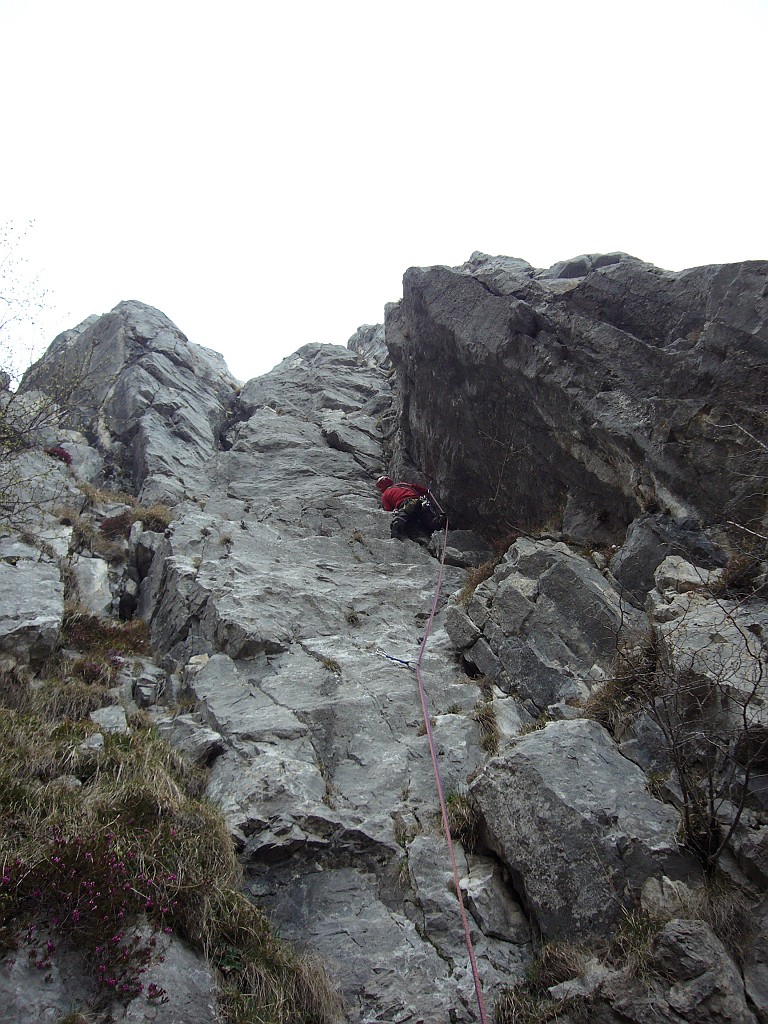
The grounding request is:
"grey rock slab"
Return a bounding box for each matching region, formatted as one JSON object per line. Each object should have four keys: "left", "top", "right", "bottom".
{"left": 347, "top": 322, "right": 391, "bottom": 368}
{"left": 386, "top": 255, "right": 768, "bottom": 540}
{"left": 155, "top": 713, "right": 225, "bottom": 767}
{"left": 250, "top": 864, "right": 479, "bottom": 1023}
{"left": 0, "top": 946, "right": 99, "bottom": 1024}
{"left": 461, "top": 856, "right": 530, "bottom": 945}
{"left": 446, "top": 603, "right": 482, "bottom": 648}
{"left": 70, "top": 553, "right": 113, "bottom": 616}
{"left": 0, "top": 559, "right": 63, "bottom": 666}
{"left": 89, "top": 704, "right": 130, "bottom": 734}
{"left": 610, "top": 514, "right": 725, "bottom": 606}
{"left": 438, "top": 529, "right": 495, "bottom": 568}
{"left": 471, "top": 718, "right": 700, "bottom": 940}
{"left": 653, "top": 554, "right": 724, "bottom": 594}
{"left": 647, "top": 918, "right": 757, "bottom": 1024}
{"left": 238, "top": 342, "right": 389, "bottom": 422}
{"left": 0, "top": 931, "right": 220, "bottom": 1024}
{"left": 404, "top": 835, "right": 530, "bottom": 1008}
{"left": 651, "top": 588, "right": 768, "bottom": 726}
{"left": 189, "top": 652, "right": 308, "bottom": 742}
{"left": 114, "top": 934, "right": 221, "bottom": 1024}
{"left": 21, "top": 300, "right": 238, "bottom": 503}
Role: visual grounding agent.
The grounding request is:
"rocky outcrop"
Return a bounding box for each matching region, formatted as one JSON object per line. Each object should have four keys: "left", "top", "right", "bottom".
{"left": 21, "top": 300, "right": 238, "bottom": 505}
{"left": 385, "top": 253, "right": 768, "bottom": 553}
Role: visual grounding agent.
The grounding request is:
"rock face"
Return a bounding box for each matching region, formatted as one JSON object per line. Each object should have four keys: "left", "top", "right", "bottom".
{"left": 385, "top": 253, "right": 768, "bottom": 548}
{"left": 4, "top": 255, "right": 768, "bottom": 1024}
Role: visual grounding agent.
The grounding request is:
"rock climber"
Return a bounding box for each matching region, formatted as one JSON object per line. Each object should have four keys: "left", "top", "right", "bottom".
{"left": 375, "top": 476, "right": 443, "bottom": 540}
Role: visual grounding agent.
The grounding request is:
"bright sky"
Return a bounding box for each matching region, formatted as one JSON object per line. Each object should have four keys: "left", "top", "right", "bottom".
{"left": 1, "top": 0, "right": 766, "bottom": 381}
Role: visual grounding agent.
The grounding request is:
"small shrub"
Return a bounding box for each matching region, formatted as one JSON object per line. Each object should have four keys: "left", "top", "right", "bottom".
{"left": 494, "top": 986, "right": 563, "bottom": 1024}
{"left": 735, "top": 724, "right": 768, "bottom": 770}
{"left": 520, "top": 713, "right": 551, "bottom": 736}
{"left": 44, "top": 446, "right": 72, "bottom": 466}
{"left": 392, "top": 816, "right": 413, "bottom": 848}
{"left": 0, "top": 712, "right": 343, "bottom": 1023}
{"left": 98, "top": 510, "right": 135, "bottom": 538}
{"left": 320, "top": 656, "right": 341, "bottom": 674}
{"left": 78, "top": 485, "right": 136, "bottom": 507}
{"left": 646, "top": 769, "right": 670, "bottom": 801}
{"left": 709, "top": 551, "right": 766, "bottom": 598}
{"left": 134, "top": 503, "right": 173, "bottom": 534}
{"left": 525, "top": 939, "right": 590, "bottom": 993}
{"left": 1, "top": 828, "right": 173, "bottom": 1001}
{"left": 99, "top": 504, "right": 172, "bottom": 538}
{"left": 33, "top": 678, "right": 111, "bottom": 722}
{"left": 495, "top": 941, "right": 591, "bottom": 1024}
{"left": 0, "top": 663, "right": 31, "bottom": 713}
{"left": 582, "top": 629, "right": 658, "bottom": 734}
{"left": 679, "top": 874, "right": 755, "bottom": 960}
{"left": 69, "top": 657, "right": 117, "bottom": 686}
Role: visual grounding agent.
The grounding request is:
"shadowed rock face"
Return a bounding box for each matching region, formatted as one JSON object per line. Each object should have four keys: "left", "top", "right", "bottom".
{"left": 385, "top": 253, "right": 768, "bottom": 543}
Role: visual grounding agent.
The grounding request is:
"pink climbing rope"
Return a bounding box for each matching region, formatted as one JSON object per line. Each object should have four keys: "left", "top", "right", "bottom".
{"left": 414, "top": 515, "right": 489, "bottom": 1024}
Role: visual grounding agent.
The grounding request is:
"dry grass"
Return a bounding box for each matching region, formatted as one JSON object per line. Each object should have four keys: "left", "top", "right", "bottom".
{"left": 606, "top": 908, "right": 665, "bottom": 977}
{"left": 443, "top": 791, "right": 480, "bottom": 853}
{"left": 457, "top": 557, "right": 502, "bottom": 607}
{"left": 525, "top": 939, "right": 591, "bottom": 993}
{"left": 0, "top": 651, "right": 343, "bottom": 1024}
{"left": 60, "top": 608, "right": 152, "bottom": 657}
{"left": 582, "top": 628, "right": 659, "bottom": 734}
{"left": 473, "top": 700, "right": 500, "bottom": 753}
{"left": 674, "top": 876, "right": 756, "bottom": 962}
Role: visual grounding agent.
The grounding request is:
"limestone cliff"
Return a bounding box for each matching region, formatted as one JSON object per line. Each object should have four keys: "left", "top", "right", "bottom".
{"left": 1, "top": 254, "right": 766, "bottom": 1024}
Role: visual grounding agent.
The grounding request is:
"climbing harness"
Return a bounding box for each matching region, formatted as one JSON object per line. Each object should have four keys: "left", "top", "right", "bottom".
{"left": 383, "top": 512, "right": 488, "bottom": 1024}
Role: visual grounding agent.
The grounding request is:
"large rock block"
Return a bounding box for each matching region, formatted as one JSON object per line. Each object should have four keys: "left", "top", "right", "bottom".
{"left": 0, "top": 559, "right": 63, "bottom": 666}
{"left": 471, "top": 718, "right": 700, "bottom": 939}
{"left": 450, "top": 538, "right": 642, "bottom": 709}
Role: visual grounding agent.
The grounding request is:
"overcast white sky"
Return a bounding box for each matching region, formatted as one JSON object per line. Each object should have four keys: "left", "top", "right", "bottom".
{"left": 1, "top": 0, "right": 766, "bottom": 381}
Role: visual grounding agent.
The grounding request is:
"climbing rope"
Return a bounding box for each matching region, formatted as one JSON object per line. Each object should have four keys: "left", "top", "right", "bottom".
{"left": 395, "top": 513, "right": 489, "bottom": 1024}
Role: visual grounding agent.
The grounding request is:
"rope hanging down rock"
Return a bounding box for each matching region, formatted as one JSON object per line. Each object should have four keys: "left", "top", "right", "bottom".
{"left": 386, "top": 512, "right": 489, "bottom": 1024}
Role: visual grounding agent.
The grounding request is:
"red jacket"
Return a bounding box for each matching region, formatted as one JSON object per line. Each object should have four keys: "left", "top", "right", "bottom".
{"left": 380, "top": 482, "right": 428, "bottom": 512}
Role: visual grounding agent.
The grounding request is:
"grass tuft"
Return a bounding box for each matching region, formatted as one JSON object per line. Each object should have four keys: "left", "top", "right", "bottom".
{"left": 443, "top": 791, "right": 480, "bottom": 854}
{"left": 457, "top": 558, "right": 502, "bottom": 607}
{"left": 472, "top": 700, "right": 500, "bottom": 753}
